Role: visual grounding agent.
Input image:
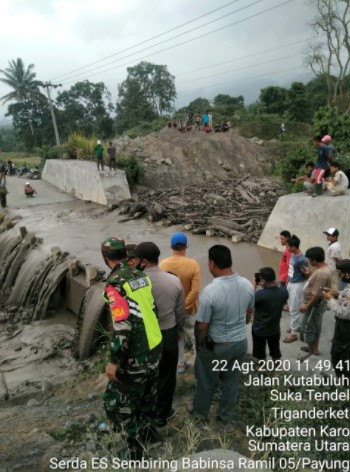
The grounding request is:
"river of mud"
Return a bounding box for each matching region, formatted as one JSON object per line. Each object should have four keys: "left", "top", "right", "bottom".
{"left": 0, "top": 176, "right": 334, "bottom": 401}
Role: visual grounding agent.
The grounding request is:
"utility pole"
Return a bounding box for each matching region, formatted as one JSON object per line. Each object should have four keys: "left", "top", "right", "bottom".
{"left": 43, "top": 82, "right": 61, "bottom": 146}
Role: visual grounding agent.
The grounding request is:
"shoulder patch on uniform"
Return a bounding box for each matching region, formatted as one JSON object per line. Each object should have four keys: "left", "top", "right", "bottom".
{"left": 105, "top": 285, "right": 130, "bottom": 321}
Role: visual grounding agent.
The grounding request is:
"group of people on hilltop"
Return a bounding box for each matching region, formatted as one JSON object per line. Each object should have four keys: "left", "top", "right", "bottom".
{"left": 94, "top": 140, "right": 117, "bottom": 171}
{"left": 168, "top": 110, "right": 230, "bottom": 134}
{"left": 292, "top": 134, "right": 349, "bottom": 197}
{"left": 98, "top": 228, "right": 350, "bottom": 459}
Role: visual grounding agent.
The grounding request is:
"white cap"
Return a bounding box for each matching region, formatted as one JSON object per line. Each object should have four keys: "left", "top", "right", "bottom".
{"left": 26, "top": 182, "right": 30, "bottom": 185}
{"left": 97, "top": 140, "right": 101, "bottom": 144}
{"left": 323, "top": 227, "right": 339, "bottom": 237}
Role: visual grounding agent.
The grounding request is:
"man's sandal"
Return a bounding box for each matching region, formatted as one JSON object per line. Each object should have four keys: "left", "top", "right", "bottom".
{"left": 283, "top": 335, "right": 298, "bottom": 343}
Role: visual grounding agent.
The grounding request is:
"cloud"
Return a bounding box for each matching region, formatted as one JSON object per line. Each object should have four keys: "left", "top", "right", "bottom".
{"left": 0, "top": 0, "right": 316, "bottom": 118}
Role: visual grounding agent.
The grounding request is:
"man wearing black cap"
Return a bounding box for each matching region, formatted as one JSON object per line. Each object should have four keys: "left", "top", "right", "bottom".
{"left": 100, "top": 237, "right": 162, "bottom": 456}
{"left": 160, "top": 233, "right": 201, "bottom": 374}
{"left": 323, "top": 228, "right": 342, "bottom": 290}
{"left": 323, "top": 259, "right": 350, "bottom": 381}
{"left": 133, "top": 241, "right": 186, "bottom": 426}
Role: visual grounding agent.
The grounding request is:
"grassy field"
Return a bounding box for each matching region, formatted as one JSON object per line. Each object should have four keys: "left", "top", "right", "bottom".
{"left": 1, "top": 152, "right": 42, "bottom": 168}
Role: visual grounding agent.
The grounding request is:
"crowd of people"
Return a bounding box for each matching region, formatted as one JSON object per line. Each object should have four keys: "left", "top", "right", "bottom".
{"left": 99, "top": 229, "right": 350, "bottom": 458}
{"left": 292, "top": 135, "right": 349, "bottom": 197}
{"left": 167, "top": 110, "right": 231, "bottom": 134}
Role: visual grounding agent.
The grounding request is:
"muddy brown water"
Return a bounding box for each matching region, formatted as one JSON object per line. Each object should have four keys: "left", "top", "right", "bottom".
{"left": 0, "top": 177, "right": 334, "bottom": 398}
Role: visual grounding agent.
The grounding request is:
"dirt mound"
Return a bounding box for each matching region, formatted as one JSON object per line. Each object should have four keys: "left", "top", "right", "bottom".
{"left": 116, "top": 128, "right": 278, "bottom": 189}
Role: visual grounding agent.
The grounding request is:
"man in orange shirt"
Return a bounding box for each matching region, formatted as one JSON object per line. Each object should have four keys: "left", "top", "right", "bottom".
{"left": 160, "top": 233, "right": 201, "bottom": 374}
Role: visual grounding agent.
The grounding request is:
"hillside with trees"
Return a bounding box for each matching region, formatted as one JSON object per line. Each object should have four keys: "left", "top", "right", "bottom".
{"left": 0, "top": 0, "right": 350, "bottom": 189}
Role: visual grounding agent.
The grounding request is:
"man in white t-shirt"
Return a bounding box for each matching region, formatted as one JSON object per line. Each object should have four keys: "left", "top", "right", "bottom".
{"left": 323, "top": 227, "right": 342, "bottom": 289}
{"left": 326, "top": 162, "right": 349, "bottom": 195}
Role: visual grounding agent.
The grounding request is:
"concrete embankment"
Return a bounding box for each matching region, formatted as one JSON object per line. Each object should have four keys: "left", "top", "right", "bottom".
{"left": 258, "top": 191, "right": 350, "bottom": 253}
{"left": 42, "top": 159, "right": 131, "bottom": 205}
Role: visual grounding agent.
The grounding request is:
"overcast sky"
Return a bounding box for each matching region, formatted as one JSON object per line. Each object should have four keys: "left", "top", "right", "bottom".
{"left": 0, "top": 0, "right": 316, "bottom": 119}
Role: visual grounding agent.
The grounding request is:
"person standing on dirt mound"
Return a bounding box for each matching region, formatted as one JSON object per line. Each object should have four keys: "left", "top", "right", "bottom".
{"left": 101, "top": 237, "right": 163, "bottom": 458}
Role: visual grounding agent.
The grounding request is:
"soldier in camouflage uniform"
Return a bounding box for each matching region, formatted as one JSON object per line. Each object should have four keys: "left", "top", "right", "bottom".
{"left": 101, "top": 237, "right": 163, "bottom": 456}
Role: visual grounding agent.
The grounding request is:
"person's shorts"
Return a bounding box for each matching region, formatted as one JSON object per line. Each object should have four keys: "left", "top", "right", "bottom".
{"left": 300, "top": 304, "right": 325, "bottom": 343}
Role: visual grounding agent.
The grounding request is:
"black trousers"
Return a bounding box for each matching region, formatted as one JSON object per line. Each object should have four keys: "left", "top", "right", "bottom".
{"left": 252, "top": 329, "right": 281, "bottom": 360}
{"left": 157, "top": 326, "right": 179, "bottom": 419}
{"left": 331, "top": 318, "right": 350, "bottom": 381}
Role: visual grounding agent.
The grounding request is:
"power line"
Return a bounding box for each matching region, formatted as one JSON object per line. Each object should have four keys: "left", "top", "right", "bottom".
{"left": 60, "top": 0, "right": 295, "bottom": 87}
{"left": 177, "top": 53, "right": 301, "bottom": 85}
{"left": 50, "top": 0, "right": 242, "bottom": 81}
{"left": 177, "top": 65, "right": 310, "bottom": 95}
{"left": 175, "top": 37, "right": 312, "bottom": 78}
{"left": 60, "top": 0, "right": 265, "bottom": 85}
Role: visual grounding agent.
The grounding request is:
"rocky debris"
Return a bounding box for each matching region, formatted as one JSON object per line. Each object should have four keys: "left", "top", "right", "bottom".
{"left": 117, "top": 176, "right": 284, "bottom": 243}
{"left": 250, "top": 136, "right": 264, "bottom": 146}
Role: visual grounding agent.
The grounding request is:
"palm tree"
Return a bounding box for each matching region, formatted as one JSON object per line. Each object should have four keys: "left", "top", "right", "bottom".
{"left": 0, "top": 58, "right": 47, "bottom": 135}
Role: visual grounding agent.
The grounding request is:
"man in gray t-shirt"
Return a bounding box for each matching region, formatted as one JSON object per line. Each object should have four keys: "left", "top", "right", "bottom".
{"left": 132, "top": 242, "right": 185, "bottom": 427}
{"left": 190, "top": 245, "right": 254, "bottom": 426}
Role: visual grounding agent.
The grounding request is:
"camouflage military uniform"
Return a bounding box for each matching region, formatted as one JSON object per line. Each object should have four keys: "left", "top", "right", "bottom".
{"left": 103, "top": 261, "right": 162, "bottom": 442}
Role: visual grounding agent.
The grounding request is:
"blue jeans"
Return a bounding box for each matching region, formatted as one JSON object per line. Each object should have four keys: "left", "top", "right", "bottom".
{"left": 192, "top": 339, "right": 247, "bottom": 424}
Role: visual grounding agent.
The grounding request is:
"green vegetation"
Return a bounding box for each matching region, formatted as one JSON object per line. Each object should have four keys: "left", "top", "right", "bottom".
{"left": 49, "top": 423, "right": 89, "bottom": 442}
{"left": 0, "top": 151, "right": 41, "bottom": 168}
{"left": 1, "top": 0, "right": 350, "bottom": 192}
{"left": 123, "top": 117, "right": 169, "bottom": 139}
{"left": 64, "top": 132, "right": 96, "bottom": 160}
{"left": 116, "top": 154, "right": 144, "bottom": 189}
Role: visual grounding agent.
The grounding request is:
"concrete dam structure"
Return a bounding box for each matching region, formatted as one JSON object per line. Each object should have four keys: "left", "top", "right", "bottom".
{"left": 258, "top": 191, "right": 350, "bottom": 253}
{"left": 42, "top": 159, "right": 131, "bottom": 205}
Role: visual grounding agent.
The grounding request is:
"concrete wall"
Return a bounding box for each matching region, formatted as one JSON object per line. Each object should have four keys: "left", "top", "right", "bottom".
{"left": 42, "top": 160, "right": 131, "bottom": 205}
{"left": 258, "top": 191, "right": 350, "bottom": 255}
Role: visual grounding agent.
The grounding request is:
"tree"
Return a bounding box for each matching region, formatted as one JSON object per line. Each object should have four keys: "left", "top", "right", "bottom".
{"left": 0, "top": 126, "right": 15, "bottom": 152}
{"left": 124, "top": 61, "right": 176, "bottom": 116}
{"left": 304, "top": 76, "right": 329, "bottom": 110}
{"left": 285, "top": 82, "right": 313, "bottom": 122}
{"left": 213, "top": 94, "right": 244, "bottom": 109}
{"left": 116, "top": 78, "right": 157, "bottom": 133}
{"left": 187, "top": 97, "right": 211, "bottom": 113}
{"left": 0, "top": 58, "right": 46, "bottom": 136}
{"left": 56, "top": 81, "right": 114, "bottom": 139}
{"left": 305, "top": 0, "right": 350, "bottom": 112}
{"left": 259, "top": 86, "right": 288, "bottom": 115}
{"left": 6, "top": 101, "right": 54, "bottom": 150}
